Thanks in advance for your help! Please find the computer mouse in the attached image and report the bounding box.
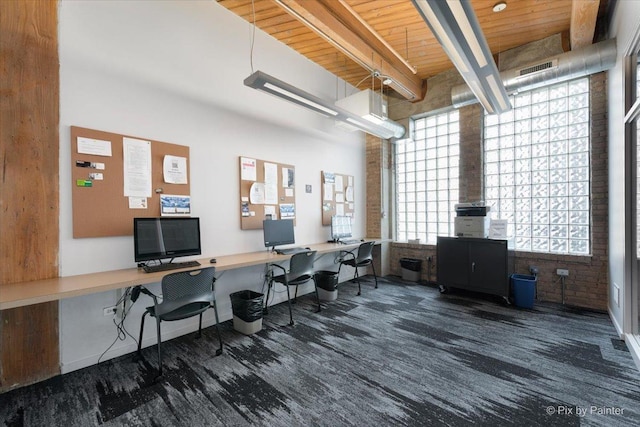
[210,258,217,264]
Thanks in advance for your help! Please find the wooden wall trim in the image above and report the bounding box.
[0,0,60,391]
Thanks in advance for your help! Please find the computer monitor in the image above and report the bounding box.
[331,215,353,242]
[133,217,201,262]
[263,219,295,250]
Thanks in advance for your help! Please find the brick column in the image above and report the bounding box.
[365,134,383,238]
[366,134,393,275]
[459,104,483,202]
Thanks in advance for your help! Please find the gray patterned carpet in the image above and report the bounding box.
[1,276,640,426]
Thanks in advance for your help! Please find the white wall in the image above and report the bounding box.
[58,0,366,373]
[608,1,640,335]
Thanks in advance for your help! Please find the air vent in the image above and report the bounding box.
[518,59,558,77]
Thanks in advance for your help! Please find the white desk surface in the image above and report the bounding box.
[0,240,379,310]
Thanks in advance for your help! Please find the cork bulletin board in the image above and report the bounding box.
[239,156,296,230]
[321,171,355,225]
[70,126,190,238]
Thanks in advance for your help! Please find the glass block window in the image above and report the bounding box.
[395,111,459,244]
[484,78,590,255]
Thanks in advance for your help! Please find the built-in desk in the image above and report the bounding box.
[0,240,381,310]
[0,239,388,391]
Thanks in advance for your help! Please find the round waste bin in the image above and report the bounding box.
[230,290,264,334]
[315,270,338,301]
[511,274,536,309]
[400,258,422,282]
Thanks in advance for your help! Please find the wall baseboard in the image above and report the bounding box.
[624,333,640,372]
[609,307,625,339]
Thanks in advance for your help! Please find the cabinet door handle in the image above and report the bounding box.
[471,261,475,272]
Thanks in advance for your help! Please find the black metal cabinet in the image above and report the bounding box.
[437,236,509,299]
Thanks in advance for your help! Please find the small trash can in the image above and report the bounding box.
[511,274,537,309]
[230,290,264,334]
[314,270,339,301]
[400,258,422,282]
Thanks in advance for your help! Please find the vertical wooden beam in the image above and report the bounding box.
[570,0,600,50]
[0,0,60,391]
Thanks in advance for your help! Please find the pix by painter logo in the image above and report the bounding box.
[546,405,625,417]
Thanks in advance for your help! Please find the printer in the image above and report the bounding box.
[454,202,491,238]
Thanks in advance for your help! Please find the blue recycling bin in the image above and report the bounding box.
[511,274,536,309]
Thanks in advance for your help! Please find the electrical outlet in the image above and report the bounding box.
[103,306,117,316]
[557,268,569,277]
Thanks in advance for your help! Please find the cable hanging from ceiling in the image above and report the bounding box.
[243,0,406,139]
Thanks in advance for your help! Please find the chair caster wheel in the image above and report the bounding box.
[289,321,295,326]
[438,285,448,294]
[216,349,223,356]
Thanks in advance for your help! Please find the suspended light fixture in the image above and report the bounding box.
[410,0,511,114]
[244,70,406,139]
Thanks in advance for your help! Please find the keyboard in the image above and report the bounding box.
[275,247,309,255]
[341,239,362,245]
[142,260,201,273]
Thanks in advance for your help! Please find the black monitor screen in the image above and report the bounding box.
[134,217,201,262]
[263,219,295,248]
[331,215,352,240]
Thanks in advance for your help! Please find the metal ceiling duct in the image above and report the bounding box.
[451,38,617,109]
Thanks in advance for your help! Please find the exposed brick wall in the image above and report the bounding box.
[386,72,609,311]
[390,243,438,284]
[459,104,483,202]
[365,134,382,238]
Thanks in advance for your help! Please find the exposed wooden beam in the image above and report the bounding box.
[0,0,60,391]
[272,0,423,101]
[570,0,600,50]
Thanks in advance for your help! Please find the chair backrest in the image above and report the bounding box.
[157,267,216,317]
[355,241,375,264]
[288,250,317,281]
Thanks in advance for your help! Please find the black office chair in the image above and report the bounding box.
[267,250,320,326]
[136,267,223,378]
[338,241,378,296]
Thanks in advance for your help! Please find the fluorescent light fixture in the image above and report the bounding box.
[244,71,405,139]
[411,0,511,114]
[264,82,339,117]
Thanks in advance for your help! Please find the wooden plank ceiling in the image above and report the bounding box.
[218,0,607,102]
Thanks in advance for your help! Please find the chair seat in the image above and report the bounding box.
[341,259,363,268]
[147,302,210,322]
[273,273,313,286]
